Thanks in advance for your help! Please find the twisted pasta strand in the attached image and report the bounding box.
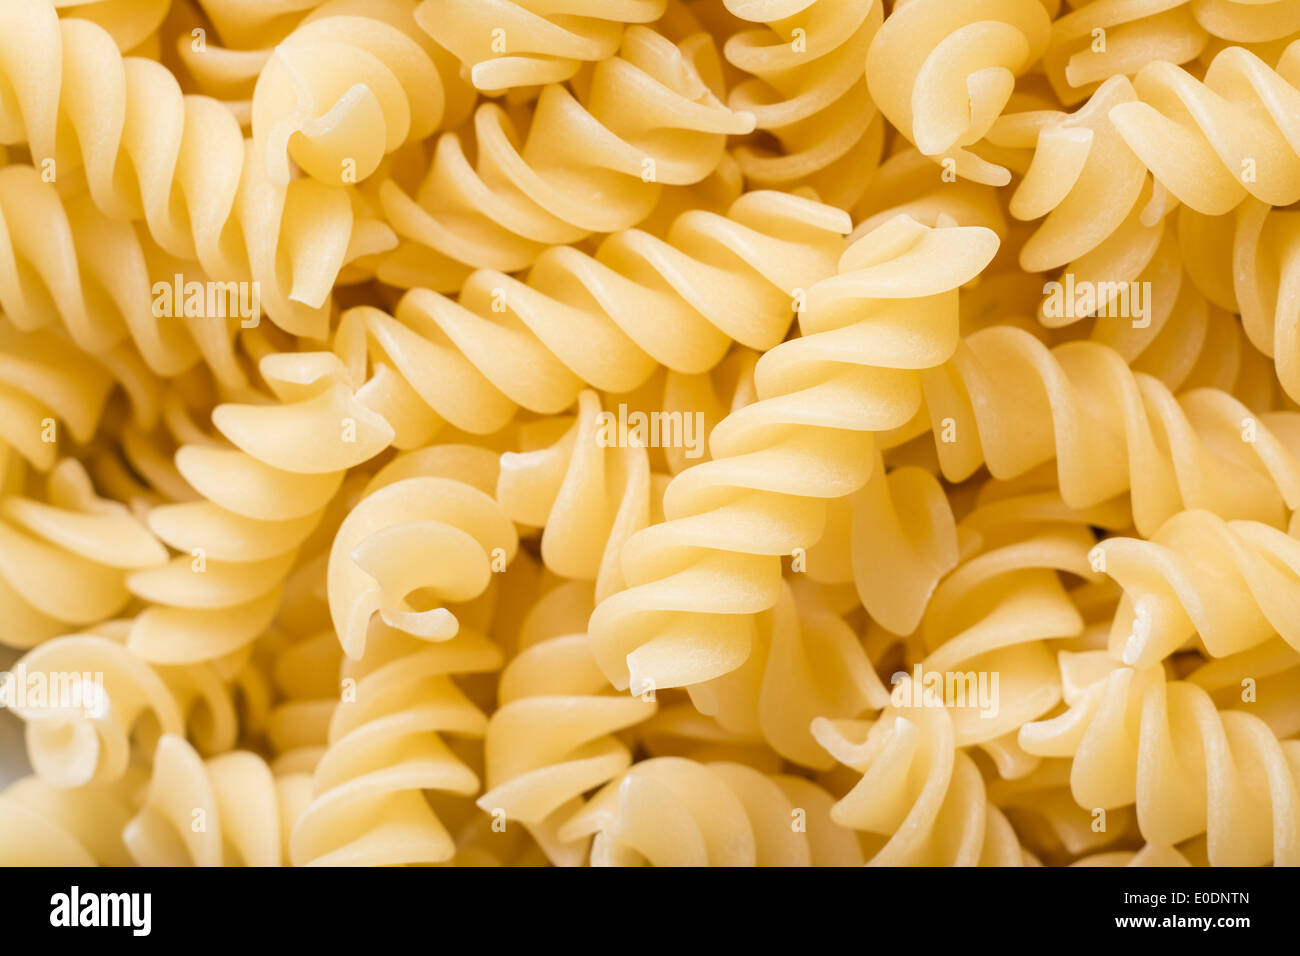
[325,445,518,659]
[376,26,756,287]
[920,325,1300,536]
[0,459,166,647]
[588,214,998,697]
[0,0,383,338]
[289,625,504,865]
[722,0,885,207]
[336,190,849,442]
[497,390,658,599]
[8,630,246,788]
[558,755,864,866]
[813,702,1035,866]
[867,0,1051,186]
[127,351,393,665]
[477,588,655,865]
[0,771,141,866]
[1005,43,1300,279]
[416,0,668,93]
[1097,508,1300,667]
[125,733,307,866]
[1020,651,1300,865]
[1043,0,1209,103]
[252,0,469,186]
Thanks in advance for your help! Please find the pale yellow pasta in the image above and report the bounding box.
[920,325,1300,535]
[418,0,668,93]
[1073,844,1194,866]
[125,733,308,866]
[589,215,998,696]
[0,0,391,339]
[1190,198,1300,401]
[172,0,330,105]
[3,0,1300,875]
[1020,650,1300,865]
[337,190,850,440]
[0,770,142,866]
[985,756,1139,861]
[635,698,788,771]
[867,0,1052,186]
[1187,639,1300,738]
[326,444,517,659]
[1043,0,1210,103]
[129,351,392,665]
[0,460,166,647]
[559,755,864,866]
[477,583,655,866]
[497,390,657,598]
[289,624,503,865]
[1097,508,1300,666]
[812,703,1035,866]
[375,26,756,288]
[8,630,245,788]
[0,167,251,392]
[722,0,886,207]
[1002,42,1300,283]
[251,0,468,186]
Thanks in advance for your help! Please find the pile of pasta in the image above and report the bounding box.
[2,0,1300,868]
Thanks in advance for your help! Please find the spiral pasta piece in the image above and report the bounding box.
[325,444,519,659]
[171,0,329,107]
[477,628,656,865]
[7,0,1300,876]
[588,214,999,697]
[1097,508,1300,667]
[376,26,757,288]
[1186,639,1300,739]
[556,755,863,866]
[0,165,255,395]
[289,624,505,866]
[1020,650,1300,865]
[263,614,344,775]
[122,733,308,866]
[252,0,469,186]
[866,0,1051,186]
[1006,42,1300,281]
[721,0,885,207]
[0,771,140,866]
[496,389,678,599]
[1,459,167,648]
[908,525,1104,748]
[1043,0,1209,104]
[8,630,247,788]
[812,702,1035,866]
[1204,198,1300,402]
[920,324,1300,537]
[0,0,378,338]
[416,0,668,93]
[127,351,393,665]
[336,190,849,443]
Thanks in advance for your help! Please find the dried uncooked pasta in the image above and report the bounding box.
[1,0,1299,871]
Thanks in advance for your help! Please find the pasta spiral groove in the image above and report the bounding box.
[721,0,885,207]
[558,755,864,866]
[376,25,756,287]
[588,215,998,696]
[1020,652,1300,866]
[127,351,394,665]
[920,325,1300,536]
[337,190,849,440]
